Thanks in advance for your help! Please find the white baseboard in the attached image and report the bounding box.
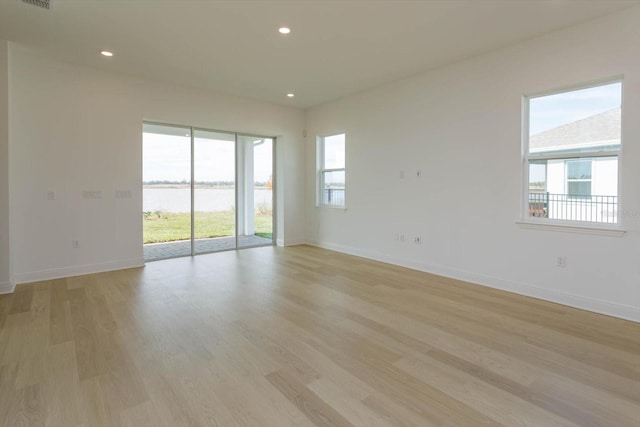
[307,239,640,323]
[0,281,14,294]
[277,237,307,247]
[283,237,307,247]
[13,258,145,285]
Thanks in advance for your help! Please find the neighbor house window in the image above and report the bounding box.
[566,159,592,199]
[318,133,346,208]
[524,80,621,224]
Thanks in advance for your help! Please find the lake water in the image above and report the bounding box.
[143,188,272,213]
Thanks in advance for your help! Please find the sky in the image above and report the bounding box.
[323,133,345,169]
[143,133,273,183]
[529,82,621,135]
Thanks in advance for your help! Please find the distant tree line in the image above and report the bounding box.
[144,179,271,187]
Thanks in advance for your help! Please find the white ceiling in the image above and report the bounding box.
[0,0,638,108]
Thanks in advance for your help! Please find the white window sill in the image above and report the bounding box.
[516,220,626,237]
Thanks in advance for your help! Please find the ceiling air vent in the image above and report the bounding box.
[22,0,50,10]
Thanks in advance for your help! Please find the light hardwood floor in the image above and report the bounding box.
[0,245,639,427]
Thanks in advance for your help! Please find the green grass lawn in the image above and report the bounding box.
[143,211,272,244]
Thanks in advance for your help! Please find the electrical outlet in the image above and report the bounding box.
[72,240,80,249]
[413,236,421,244]
[399,234,405,243]
[47,191,55,200]
[556,256,567,268]
[400,170,405,180]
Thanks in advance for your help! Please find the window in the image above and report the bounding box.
[524,81,621,224]
[566,159,592,199]
[318,133,346,207]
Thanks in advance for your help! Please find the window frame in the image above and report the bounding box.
[317,132,346,209]
[521,78,624,231]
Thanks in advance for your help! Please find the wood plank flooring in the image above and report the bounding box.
[0,245,639,427]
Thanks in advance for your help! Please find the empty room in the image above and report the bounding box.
[0,1,639,426]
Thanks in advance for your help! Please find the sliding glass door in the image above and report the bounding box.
[143,123,274,261]
[142,124,192,259]
[194,130,236,254]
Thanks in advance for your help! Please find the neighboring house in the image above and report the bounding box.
[529,108,620,223]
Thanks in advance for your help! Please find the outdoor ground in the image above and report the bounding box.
[143,211,272,244]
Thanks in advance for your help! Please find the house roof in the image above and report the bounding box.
[530,107,621,153]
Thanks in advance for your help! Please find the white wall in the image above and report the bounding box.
[593,158,618,196]
[8,44,305,285]
[305,7,640,321]
[0,41,9,292]
[547,160,565,194]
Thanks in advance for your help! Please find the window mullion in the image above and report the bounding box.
[527,151,619,161]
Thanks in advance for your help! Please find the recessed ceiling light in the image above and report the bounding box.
[278,27,291,35]
[287,93,295,98]
[100,50,114,57]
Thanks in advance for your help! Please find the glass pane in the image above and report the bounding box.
[568,181,591,198]
[194,130,236,254]
[238,136,273,248]
[323,134,345,169]
[142,123,192,261]
[529,82,621,156]
[530,156,617,223]
[321,170,345,207]
[528,160,547,218]
[528,159,547,192]
[567,160,592,179]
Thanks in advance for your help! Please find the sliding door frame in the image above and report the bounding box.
[190,128,195,255]
[143,121,276,257]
